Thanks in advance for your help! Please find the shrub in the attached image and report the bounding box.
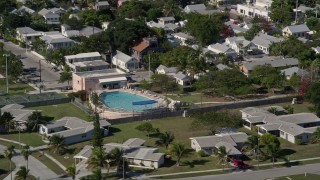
[295,139,303,145]
[197,150,207,157]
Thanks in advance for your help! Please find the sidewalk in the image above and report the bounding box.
[140,156,320,179]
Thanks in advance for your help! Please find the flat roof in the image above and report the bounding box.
[65,52,101,60]
[74,69,126,78]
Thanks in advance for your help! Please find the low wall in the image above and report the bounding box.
[31,51,45,59]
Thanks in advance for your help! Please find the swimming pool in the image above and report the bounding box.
[100,91,156,111]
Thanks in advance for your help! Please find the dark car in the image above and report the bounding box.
[233,159,249,169]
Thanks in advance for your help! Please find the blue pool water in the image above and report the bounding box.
[100,91,156,111]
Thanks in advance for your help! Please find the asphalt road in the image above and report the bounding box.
[1,40,67,89]
[176,163,320,180]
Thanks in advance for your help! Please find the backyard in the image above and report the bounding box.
[28,103,91,121]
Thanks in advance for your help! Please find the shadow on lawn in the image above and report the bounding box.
[278,149,296,157]
[0,169,8,175]
[183,159,210,168]
[108,127,121,136]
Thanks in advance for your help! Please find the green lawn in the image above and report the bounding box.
[0,158,15,180]
[272,173,320,180]
[32,152,66,175]
[28,103,91,121]
[0,81,35,95]
[0,132,45,147]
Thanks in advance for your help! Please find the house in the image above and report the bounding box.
[172,32,195,46]
[293,4,314,20]
[39,117,111,145]
[0,104,36,131]
[312,46,320,54]
[280,67,309,80]
[251,33,284,54]
[16,27,43,44]
[241,106,320,144]
[61,24,102,38]
[65,52,109,72]
[239,56,299,76]
[225,36,257,54]
[173,72,191,86]
[282,24,310,37]
[40,33,75,49]
[190,132,248,155]
[156,65,177,76]
[184,4,206,13]
[131,36,163,61]
[74,138,165,168]
[38,7,65,24]
[112,50,139,72]
[11,6,35,16]
[147,21,180,33]
[237,0,271,20]
[72,69,128,92]
[158,17,175,25]
[94,1,110,10]
[207,43,237,58]
[225,21,248,35]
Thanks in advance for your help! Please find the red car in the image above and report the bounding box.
[233,159,249,169]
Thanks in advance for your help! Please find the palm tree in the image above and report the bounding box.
[66,164,76,180]
[91,92,101,113]
[21,145,31,170]
[4,145,15,180]
[311,127,320,144]
[169,143,189,166]
[15,166,32,180]
[214,146,229,171]
[27,111,45,132]
[87,147,110,171]
[264,142,280,167]
[109,148,126,176]
[156,131,175,149]
[243,135,259,160]
[90,168,102,180]
[48,134,67,155]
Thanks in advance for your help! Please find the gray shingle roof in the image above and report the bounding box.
[208,43,233,53]
[241,56,299,71]
[277,113,320,124]
[251,33,283,48]
[281,67,309,77]
[174,72,189,80]
[113,50,135,63]
[286,24,310,33]
[190,132,248,148]
[16,27,38,34]
[123,138,145,147]
[184,4,206,12]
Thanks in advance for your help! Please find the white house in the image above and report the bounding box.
[282,24,310,37]
[65,52,109,72]
[237,0,271,20]
[172,32,195,46]
[156,65,177,76]
[94,1,110,10]
[240,106,320,144]
[39,117,111,145]
[112,50,139,72]
[74,138,165,169]
[38,7,65,24]
[173,72,191,86]
[158,17,175,25]
[190,132,248,155]
[40,32,75,49]
[16,27,43,44]
[11,6,35,16]
[225,36,257,54]
[251,33,283,54]
[207,43,237,58]
[184,4,206,13]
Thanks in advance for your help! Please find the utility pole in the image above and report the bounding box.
[122,157,125,179]
[295,0,299,24]
[3,54,9,94]
[148,54,151,79]
[39,59,42,94]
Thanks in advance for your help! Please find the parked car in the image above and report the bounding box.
[232,159,249,169]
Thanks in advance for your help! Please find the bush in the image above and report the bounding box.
[68,90,87,101]
[295,139,303,145]
[197,150,207,157]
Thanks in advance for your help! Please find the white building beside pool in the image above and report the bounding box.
[240,106,320,144]
[39,117,111,144]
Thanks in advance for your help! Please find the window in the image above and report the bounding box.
[82,134,87,138]
[77,80,80,84]
[280,131,284,135]
[240,9,244,14]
